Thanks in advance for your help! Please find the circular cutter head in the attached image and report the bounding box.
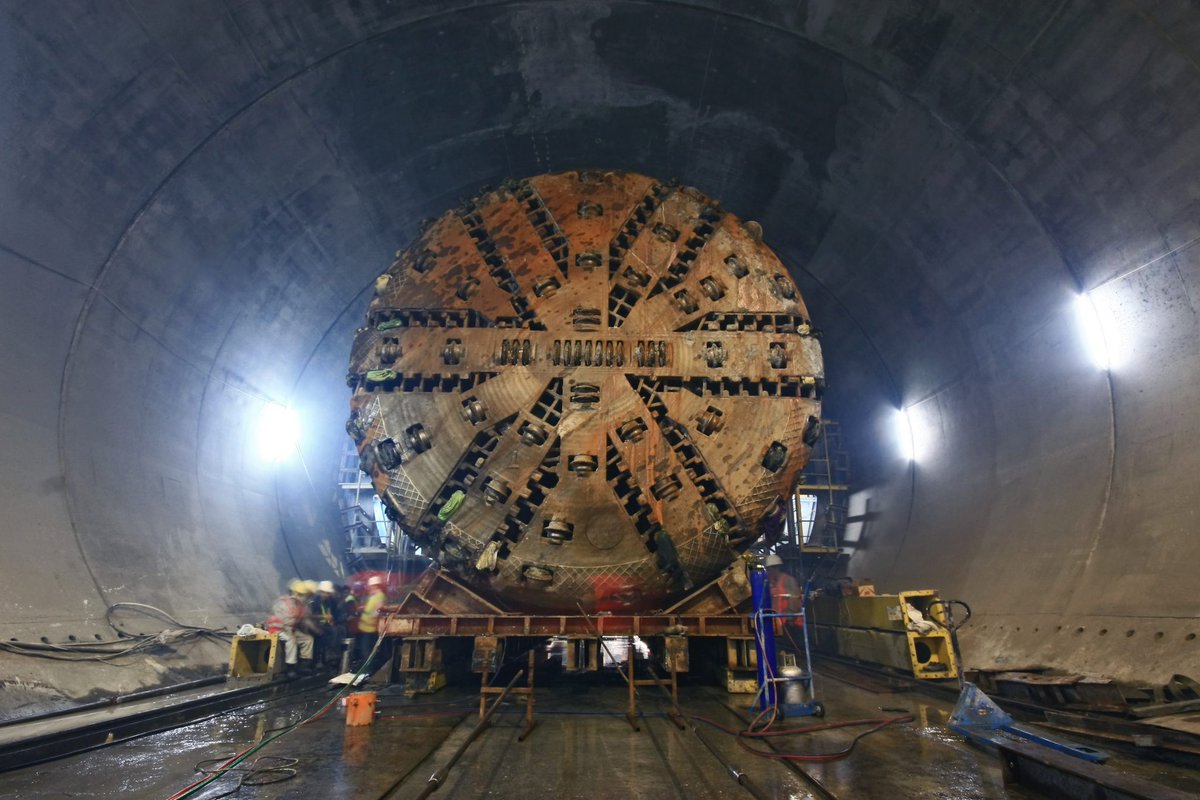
[346,170,824,613]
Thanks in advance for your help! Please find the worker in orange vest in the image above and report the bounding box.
[267,579,317,675]
[765,554,802,639]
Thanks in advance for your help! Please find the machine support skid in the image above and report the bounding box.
[373,568,761,700]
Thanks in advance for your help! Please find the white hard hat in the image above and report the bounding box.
[765,554,784,567]
[367,575,385,587]
[318,580,335,594]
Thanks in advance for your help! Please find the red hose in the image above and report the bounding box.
[687,713,915,763]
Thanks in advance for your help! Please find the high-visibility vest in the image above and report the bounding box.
[266,595,305,633]
[313,599,333,625]
[358,590,386,634]
[769,572,802,633]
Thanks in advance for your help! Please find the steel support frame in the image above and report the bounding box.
[997,738,1196,800]
[622,634,685,732]
[479,649,538,741]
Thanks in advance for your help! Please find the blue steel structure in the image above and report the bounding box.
[750,567,823,717]
[949,682,1109,763]
[750,567,778,710]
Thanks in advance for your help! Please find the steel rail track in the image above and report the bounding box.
[0,675,329,773]
[701,688,840,800]
[633,653,829,800]
[371,681,808,800]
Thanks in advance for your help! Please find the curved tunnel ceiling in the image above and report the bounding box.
[1,1,1198,709]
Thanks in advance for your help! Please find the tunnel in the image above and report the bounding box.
[1,0,1197,726]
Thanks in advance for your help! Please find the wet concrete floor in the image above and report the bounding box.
[1,670,1197,799]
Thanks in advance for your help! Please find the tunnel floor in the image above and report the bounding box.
[2,671,1198,799]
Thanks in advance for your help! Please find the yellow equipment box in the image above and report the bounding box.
[809,589,958,680]
[228,633,280,680]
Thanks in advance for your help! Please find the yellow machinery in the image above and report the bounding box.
[723,636,759,693]
[808,589,958,680]
[400,636,447,692]
[228,633,281,680]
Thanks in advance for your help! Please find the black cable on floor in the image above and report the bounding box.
[193,755,299,799]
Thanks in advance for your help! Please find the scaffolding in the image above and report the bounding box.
[792,420,850,557]
[338,440,413,573]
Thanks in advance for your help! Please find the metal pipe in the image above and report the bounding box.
[574,602,633,687]
[414,668,525,799]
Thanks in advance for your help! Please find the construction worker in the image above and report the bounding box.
[267,579,317,675]
[311,580,345,667]
[343,582,360,635]
[355,575,388,668]
[765,554,803,638]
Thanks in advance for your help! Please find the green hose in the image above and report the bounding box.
[365,369,397,384]
[438,490,465,522]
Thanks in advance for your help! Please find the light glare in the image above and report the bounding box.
[895,407,917,463]
[258,402,299,462]
[1075,292,1113,370]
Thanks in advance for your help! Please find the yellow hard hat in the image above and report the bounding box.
[287,578,305,594]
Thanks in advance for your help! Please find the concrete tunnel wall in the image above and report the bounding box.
[0,1,1197,716]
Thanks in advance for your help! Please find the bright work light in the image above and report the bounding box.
[895,406,917,463]
[1075,292,1115,370]
[258,402,299,462]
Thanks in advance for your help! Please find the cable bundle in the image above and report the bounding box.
[0,603,231,663]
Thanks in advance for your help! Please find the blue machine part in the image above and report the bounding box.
[949,682,1109,763]
[949,682,1014,730]
[750,567,778,711]
[750,569,824,717]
